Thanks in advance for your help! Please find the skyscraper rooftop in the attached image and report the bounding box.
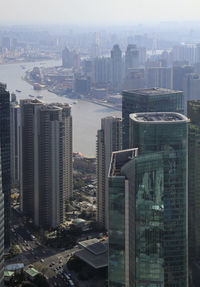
[123,87,182,96]
[130,112,189,123]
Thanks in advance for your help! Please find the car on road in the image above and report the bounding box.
[40,258,44,262]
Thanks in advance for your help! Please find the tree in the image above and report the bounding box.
[33,274,49,287]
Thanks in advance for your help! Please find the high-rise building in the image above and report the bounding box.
[184,74,200,113]
[172,64,194,91]
[96,116,122,229]
[125,44,139,76]
[0,83,10,248]
[172,44,196,65]
[111,44,122,91]
[62,47,73,68]
[20,99,72,228]
[10,96,20,186]
[123,68,145,90]
[94,57,111,88]
[145,67,172,89]
[0,154,4,287]
[138,47,147,65]
[188,100,200,262]
[122,88,184,149]
[1,37,11,50]
[109,112,189,287]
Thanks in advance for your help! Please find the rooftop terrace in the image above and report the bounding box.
[109,148,138,177]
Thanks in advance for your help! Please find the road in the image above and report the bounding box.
[8,207,77,286]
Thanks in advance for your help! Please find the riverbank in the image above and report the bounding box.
[24,70,121,111]
[0,59,121,156]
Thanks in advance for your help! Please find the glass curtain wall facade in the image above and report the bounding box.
[129,112,189,287]
[108,112,189,287]
[188,100,200,261]
[109,149,138,287]
[0,155,4,287]
[122,88,184,149]
[109,150,164,287]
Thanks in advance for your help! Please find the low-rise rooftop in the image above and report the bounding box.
[75,238,108,269]
[25,268,40,278]
[5,263,24,271]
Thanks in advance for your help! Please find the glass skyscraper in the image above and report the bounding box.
[122,88,184,149]
[0,83,10,248]
[108,112,189,287]
[188,100,200,261]
[0,154,4,287]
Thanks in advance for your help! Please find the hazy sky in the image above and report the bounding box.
[1,0,200,25]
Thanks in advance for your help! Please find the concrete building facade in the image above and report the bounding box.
[96,116,122,229]
[20,99,72,228]
[0,83,10,248]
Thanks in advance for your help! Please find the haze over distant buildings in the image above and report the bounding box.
[0,0,200,25]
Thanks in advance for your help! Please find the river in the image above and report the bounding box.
[0,59,121,157]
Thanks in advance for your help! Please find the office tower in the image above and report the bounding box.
[123,68,145,90]
[111,44,122,91]
[0,83,10,248]
[0,155,4,287]
[184,74,200,113]
[96,117,122,229]
[145,67,172,89]
[172,44,196,65]
[138,47,147,65]
[1,37,11,50]
[74,76,91,96]
[20,99,72,228]
[122,88,184,149]
[62,47,73,68]
[172,65,194,91]
[83,59,94,83]
[10,96,20,186]
[109,112,189,287]
[195,43,200,64]
[125,44,139,76]
[72,50,80,71]
[94,57,111,88]
[188,100,200,262]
